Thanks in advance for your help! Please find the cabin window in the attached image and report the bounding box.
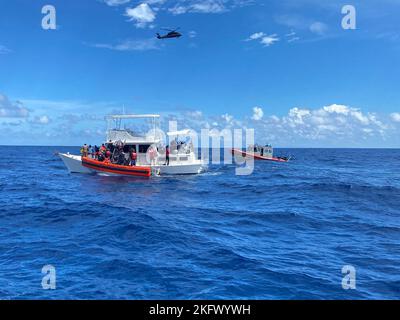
[139,144,150,153]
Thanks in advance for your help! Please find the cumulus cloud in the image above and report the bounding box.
[261,104,389,145]
[222,113,234,124]
[390,112,400,122]
[251,107,263,121]
[125,3,156,28]
[180,104,393,147]
[0,94,29,118]
[31,115,50,125]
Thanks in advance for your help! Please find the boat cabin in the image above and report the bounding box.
[247,144,273,159]
[105,114,161,165]
[104,115,199,166]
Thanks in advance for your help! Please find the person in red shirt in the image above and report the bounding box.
[130,148,137,166]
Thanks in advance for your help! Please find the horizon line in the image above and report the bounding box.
[1,145,400,149]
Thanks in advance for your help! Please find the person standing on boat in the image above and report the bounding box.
[130,148,137,166]
[81,144,88,158]
[94,145,99,159]
[88,145,94,158]
[149,146,158,166]
[165,145,170,166]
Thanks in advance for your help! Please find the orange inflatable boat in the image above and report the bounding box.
[82,157,151,177]
[232,148,289,162]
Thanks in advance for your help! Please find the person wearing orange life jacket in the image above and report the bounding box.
[103,152,111,164]
[130,148,137,166]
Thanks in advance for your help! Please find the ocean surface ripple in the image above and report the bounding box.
[0,147,399,299]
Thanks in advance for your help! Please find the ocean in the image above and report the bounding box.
[0,146,399,299]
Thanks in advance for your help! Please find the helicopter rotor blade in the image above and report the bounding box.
[161,27,180,32]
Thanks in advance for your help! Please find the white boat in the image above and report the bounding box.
[58,114,207,175]
[58,152,92,173]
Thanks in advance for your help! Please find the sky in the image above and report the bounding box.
[0,0,400,147]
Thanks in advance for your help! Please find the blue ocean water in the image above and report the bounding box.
[0,146,399,299]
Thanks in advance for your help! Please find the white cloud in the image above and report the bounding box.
[168,103,396,147]
[251,107,264,121]
[103,0,130,6]
[310,22,328,35]
[260,34,279,47]
[92,38,159,51]
[169,0,248,15]
[32,115,50,125]
[186,110,203,119]
[145,0,166,5]
[169,5,188,15]
[0,94,29,118]
[323,104,350,115]
[273,104,388,143]
[391,112,400,122]
[222,113,234,124]
[245,32,266,41]
[246,32,280,47]
[125,3,156,28]
[191,0,225,13]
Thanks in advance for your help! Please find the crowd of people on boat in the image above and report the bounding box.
[80,141,171,167]
[80,142,138,166]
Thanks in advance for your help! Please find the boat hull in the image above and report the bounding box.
[58,153,93,173]
[232,148,289,162]
[82,157,151,177]
[155,162,206,175]
[59,153,206,175]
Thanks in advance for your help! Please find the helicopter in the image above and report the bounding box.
[156,28,182,39]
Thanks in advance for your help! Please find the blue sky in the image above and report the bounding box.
[1,0,400,146]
